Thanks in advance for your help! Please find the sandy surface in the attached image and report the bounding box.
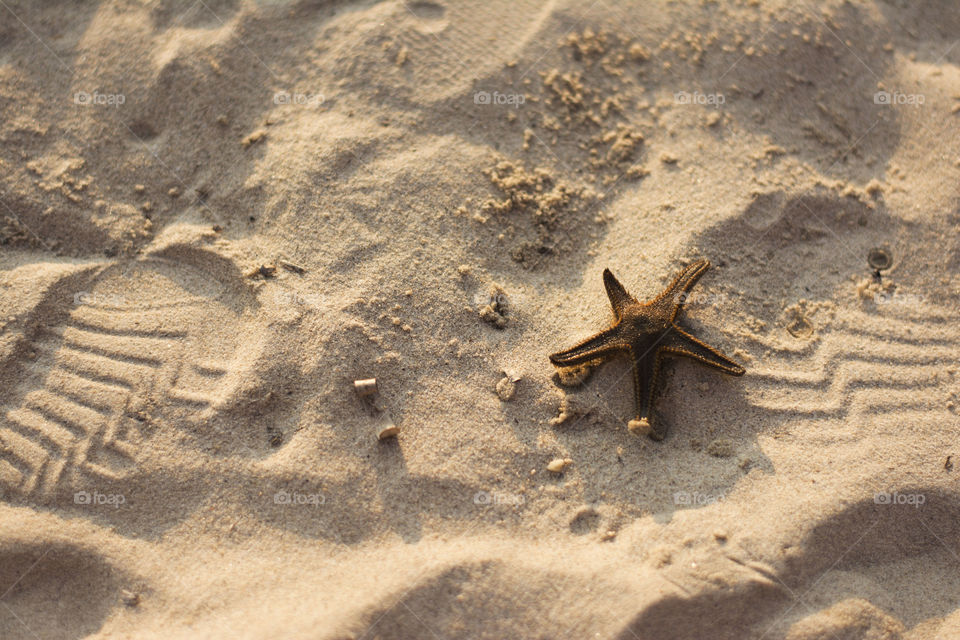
[1,1,959,638]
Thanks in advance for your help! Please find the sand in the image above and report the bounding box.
[1,0,959,638]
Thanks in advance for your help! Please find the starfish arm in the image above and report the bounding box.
[629,346,661,422]
[626,343,668,440]
[549,325,625,367]
[651,259,710,319]
[602,268,637,320]
[662,327,745,376]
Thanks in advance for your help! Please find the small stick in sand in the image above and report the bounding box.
[279,260,306,275]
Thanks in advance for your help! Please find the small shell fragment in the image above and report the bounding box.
[354,378,379,397]
[378,424,400,440]
[547,458,572,473]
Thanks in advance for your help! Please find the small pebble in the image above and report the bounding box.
[496,375,517,401]
[628,43,650,61]
[241,129,267,148]
[550,395,585,426]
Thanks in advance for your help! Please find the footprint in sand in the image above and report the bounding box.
[0,229,262,503]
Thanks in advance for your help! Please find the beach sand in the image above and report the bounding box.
[1,1,959,638]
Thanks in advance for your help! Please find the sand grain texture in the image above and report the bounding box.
[1,1,959,638]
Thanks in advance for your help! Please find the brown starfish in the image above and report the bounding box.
[549,259,744,440]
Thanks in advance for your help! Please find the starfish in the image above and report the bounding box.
[549,259,744,440]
